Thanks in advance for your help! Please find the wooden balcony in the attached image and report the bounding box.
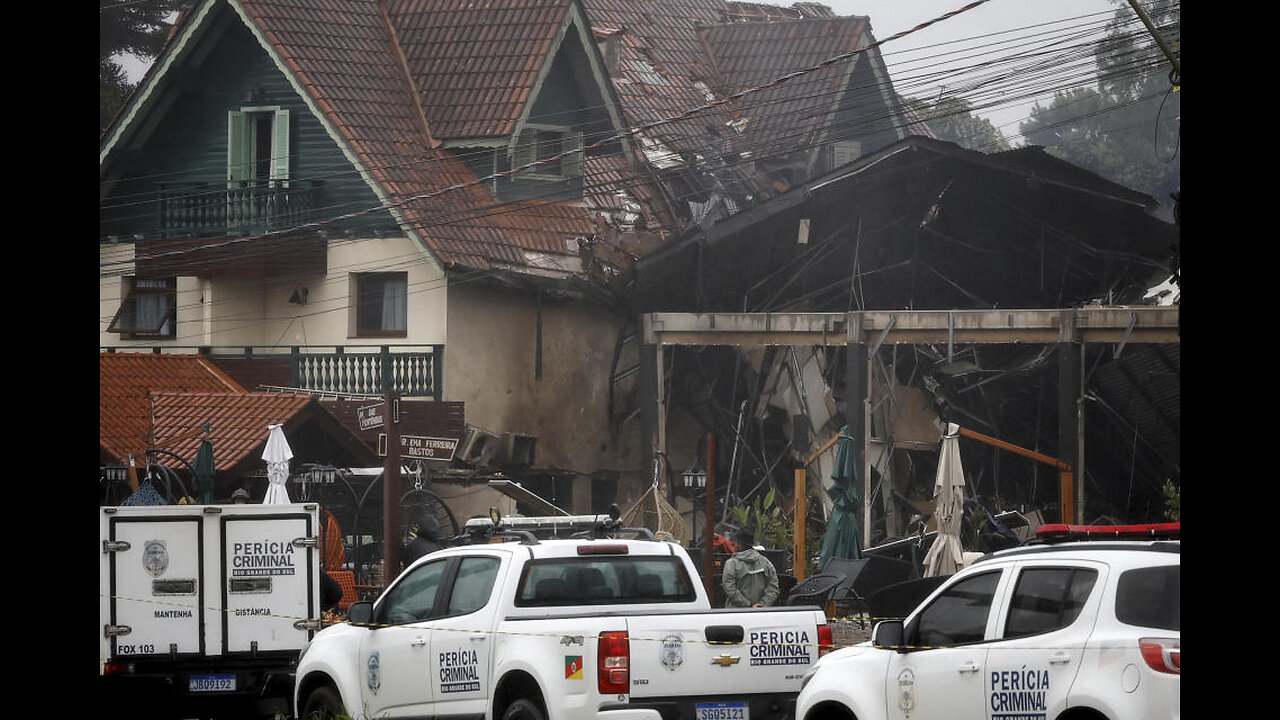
[134,181,326,278]
[157,179,325,237]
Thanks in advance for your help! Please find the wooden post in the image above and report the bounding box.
[793,468,806,583]
[706,430,716,599]
[704,434,717,600]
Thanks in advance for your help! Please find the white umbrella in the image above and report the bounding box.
[262,424,293,504]
[922,423,966,577]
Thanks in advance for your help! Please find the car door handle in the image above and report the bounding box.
[1049,652,1071,664]
[470,635,487,643]
[959,662,980,674]
[410,636,427,647]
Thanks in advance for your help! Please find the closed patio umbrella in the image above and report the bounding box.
[922,424,966,577]
[817,426,862,572]
[192,439,215,505]
[262,424,293,504]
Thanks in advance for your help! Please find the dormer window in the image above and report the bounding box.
[511,125,584,180]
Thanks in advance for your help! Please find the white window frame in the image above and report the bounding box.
[228,106,290,187]
[829,140,862,170]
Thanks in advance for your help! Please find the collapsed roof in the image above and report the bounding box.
[627,135,1179,532]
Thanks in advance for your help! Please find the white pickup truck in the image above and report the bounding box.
[100,503,324,719]
[294,510,833,720]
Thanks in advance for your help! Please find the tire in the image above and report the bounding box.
[300,685,346,720]
[502,698,547,720]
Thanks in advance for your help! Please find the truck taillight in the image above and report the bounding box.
[103,660,131,675]
[1139,637,1180,674]
[598,631,630,695]
[817,624,835,657]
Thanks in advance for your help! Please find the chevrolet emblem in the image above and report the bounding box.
[711,655,741,667]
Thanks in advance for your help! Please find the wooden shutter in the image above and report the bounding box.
[227,111,248,185]
[271,109,291,185]
[563,131,584,177]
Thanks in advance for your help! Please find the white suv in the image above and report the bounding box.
[794,524,1180,720]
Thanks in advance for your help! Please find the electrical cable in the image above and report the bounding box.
[100,2,1177,330]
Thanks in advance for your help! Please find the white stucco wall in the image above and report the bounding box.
[99,236,448,350]
[444,281,647,483]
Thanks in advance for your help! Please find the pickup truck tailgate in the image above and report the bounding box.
[624,608,823,698]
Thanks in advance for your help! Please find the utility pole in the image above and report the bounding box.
[382,389,402,589]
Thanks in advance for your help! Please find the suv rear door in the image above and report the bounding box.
[985,559,1106,719]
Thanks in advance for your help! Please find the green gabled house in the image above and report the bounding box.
[99,0,921,519]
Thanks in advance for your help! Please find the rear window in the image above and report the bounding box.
[515,556,697,606]
[1115,565,1179,631]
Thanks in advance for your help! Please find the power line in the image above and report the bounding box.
[99,0,1175,299]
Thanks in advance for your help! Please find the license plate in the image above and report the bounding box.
[696,701,749,720]
[189,674,236,692]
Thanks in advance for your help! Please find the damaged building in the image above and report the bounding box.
[625,135,1179,550]
[99,0,1178,566]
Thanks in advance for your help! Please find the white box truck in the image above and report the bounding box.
[100,503,323,719]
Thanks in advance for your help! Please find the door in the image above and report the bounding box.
[222,511,316,653]
[984,563,1103,719]
[108,515,204,659]
[360,558,450,717]
[885,569,1006,720]
[428,555,504,718]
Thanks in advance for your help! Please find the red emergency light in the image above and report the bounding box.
[1035,522,1180,542]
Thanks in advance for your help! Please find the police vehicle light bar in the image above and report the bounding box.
[1036,522,1180,542]
[464,513,623,532]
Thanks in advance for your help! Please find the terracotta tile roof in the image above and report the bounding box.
[101,353,373,475]
[581,0,731,161]
[724,1,835,21]
[220,1,888,272]
[150,392,316,472]
[697,15,870,159]
[239,0,592,271]
[385,0,572,140]
[99,353,246,463]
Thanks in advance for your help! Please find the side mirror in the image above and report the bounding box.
[872,620,905,652]
[347,601,374,626]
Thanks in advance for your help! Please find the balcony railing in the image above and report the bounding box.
[157,180,324,236]
[290,346,440,399]
[99,345,442,400]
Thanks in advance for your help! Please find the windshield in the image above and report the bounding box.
[515,556,697,606]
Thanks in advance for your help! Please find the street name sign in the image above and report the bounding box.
[357,403,385,430]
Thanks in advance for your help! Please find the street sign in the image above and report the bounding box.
[358,403,385,430]
[399,435,458,461]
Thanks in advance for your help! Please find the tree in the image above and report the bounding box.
[904,95,1011,152]
[100,0,188,133]
[1019,0,1180,208]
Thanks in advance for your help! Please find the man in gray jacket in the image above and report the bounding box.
[721,527,780,607]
